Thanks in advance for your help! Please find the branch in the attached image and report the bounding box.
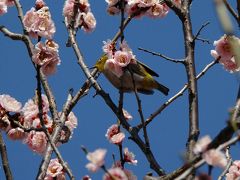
[0,132,13,180]
[0,26,23,40]
[138,47,185,64]
[222,0,239,23]
[193,21,210,42]
[137,59,219,129]
[217,147,232,180]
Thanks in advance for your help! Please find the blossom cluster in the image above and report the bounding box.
[211,35,240,73]
[102,40,136,77]
[226,160,240,180]
[32,40,61,76]
[0,0,14,16]
[193,136,227,168]
[105,0,181,18]
[45,158,66,180]
[0,94,78,154]
[63,0,96,32]
[23,0,56,39]
[85,148,137,180]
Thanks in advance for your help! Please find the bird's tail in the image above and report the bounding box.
[155,82,169,96]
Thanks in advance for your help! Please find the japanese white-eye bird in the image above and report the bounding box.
[95,54,169,95]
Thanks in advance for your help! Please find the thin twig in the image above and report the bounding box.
[217,147,232,180]
[36,66,74,179]
[0,132,13,180]
[193,21,210,42]
[195,37,211,44]
[138,47,185,64]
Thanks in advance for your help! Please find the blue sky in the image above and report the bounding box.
[0,0,239,179]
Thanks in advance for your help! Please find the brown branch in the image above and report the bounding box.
[193,21,210,42]
[137,59,219,129]
[0,132,13,180]
[138,47,185,64]
[222,0,239,23]
[217,147,232,180]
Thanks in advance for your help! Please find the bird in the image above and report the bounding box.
[95,54,169,95]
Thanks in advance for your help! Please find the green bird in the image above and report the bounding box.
[95,54,169,95]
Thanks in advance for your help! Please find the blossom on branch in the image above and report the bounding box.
[123,148,137,165]
[24,130,47,154]
[32,40,61,76]
[103,167,128,180]
[226,160,240,180]
[23,1,56,39]
[45,158,66,180]
[211,35,240,73]
[105,124,125,145]
[63,0,96,32]
[0,94,22,113]
[0,0,15,15]
[86,148,107,172]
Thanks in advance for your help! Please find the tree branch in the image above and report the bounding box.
[0,132,13,180]
[138,47,185,64]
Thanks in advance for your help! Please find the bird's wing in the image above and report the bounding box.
[136,61,159,77]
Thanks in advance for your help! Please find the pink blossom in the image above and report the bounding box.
[123,148,137,165]
[102,39,115,56]
[138,0,157,8]
[147,3,168,18]
[211,35,240,73]
[63,0,74,24]
[103,167,128,180]
[122,109,133,120]
[110,132,125,144]
[104,58,123,77]
[107,6,120,15]
[114,50,132,67]
[45,158,65,179]
[23,6,56,39]
[32,40,60,76]
[65,111,78,131]
[35,0,46,10]
[105,0,119,6]
[86,148,107,172]
[7,127,26,140]
[81,12,96,32]
[193,135,211,154]
[0,0,7,15]
[79,0,90,12]
[123,169,137,180]
[82,175,92,180]
[105,124,125,144]
[226,160,240,180]
[24,130,47,154]
[214,35,233,60]
[5,0,14,7]
[0,94,22,112]
[203,149,227,168]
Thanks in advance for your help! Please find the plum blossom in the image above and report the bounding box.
[82,175,92,180]
[44,158,65,180]
[103,167,128,180]
[24,130,47,154]
[114,50,132,67]
[0,94,22,113]
[65,111,78,131]
[226,160,240,180]
[32,40,61,76]
[193,135,211,154]
[203,149,227,168]
[123,169,137,180]
[102,39,115,56]
[23,3,56,39]
[105,124,125,145]
[104,58,124,77]
[63,0,96,32]
[122,109,133,120]
[7,127,26,140]
[0,0,7,15]
[211,35,240,73]
[81,12,96,32]
[86,148,107,172]
[123,148,137,165]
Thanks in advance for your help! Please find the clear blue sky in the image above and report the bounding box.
[0,0,239,179]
